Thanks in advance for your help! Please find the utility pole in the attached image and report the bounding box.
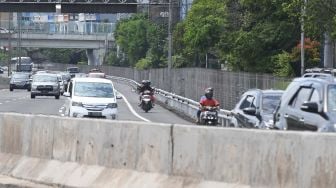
[18,12,22,71]
[167,0,172,91]
[7,13,12,76]
[300,0,307,76]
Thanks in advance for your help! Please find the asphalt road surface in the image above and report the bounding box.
[0,82,193,125]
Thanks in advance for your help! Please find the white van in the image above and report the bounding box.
[64,77,118,119]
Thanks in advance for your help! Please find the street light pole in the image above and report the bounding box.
[167,0,172,91]
[300,0,307,76]
[18,12,22,71]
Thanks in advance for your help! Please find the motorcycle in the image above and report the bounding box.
[140,90,154,113]
[200,106,218,125]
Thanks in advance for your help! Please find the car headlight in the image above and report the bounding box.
[107,103,118,108]
[72,101,83,107]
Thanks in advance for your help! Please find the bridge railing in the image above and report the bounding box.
[107,75,233,127]
[0,20,115,35]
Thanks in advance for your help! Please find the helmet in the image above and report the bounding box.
[206,87,214,93]
[205,88,213,99]
[143,80,151,87]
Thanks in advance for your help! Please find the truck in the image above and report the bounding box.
[11,57,34,73]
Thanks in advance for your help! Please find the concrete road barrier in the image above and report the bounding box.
[1,113,336,187]
[0,77,9,89]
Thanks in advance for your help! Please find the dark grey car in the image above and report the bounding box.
[230,89,283,129]
[9,72,31,91]
[274,77,336,132]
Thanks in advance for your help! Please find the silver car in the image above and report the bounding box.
[31,73,61,99]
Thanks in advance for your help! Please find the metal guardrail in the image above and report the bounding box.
[0,20,115,35]
[107,75,233,127]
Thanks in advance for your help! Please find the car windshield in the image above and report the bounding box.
[327,85,336,112]
[33,75,57,82]
[74,82,114,98]
[262,94,282,114]
[12,74,29,79]
[67,68,79,73]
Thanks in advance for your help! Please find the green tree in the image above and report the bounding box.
[218,0,301,73]
[0,51,8,65]
[180,0,227,67]
[115,14,166,68]
[39,49,87,64]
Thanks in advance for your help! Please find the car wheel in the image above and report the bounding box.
[55,95,60,99]
[10,88,13,91]
[27,88,31,92]
[31,94,35,99]
[230,117,239,128]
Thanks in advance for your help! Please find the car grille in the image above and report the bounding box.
[83,104,107,111]
[37,85,53,91]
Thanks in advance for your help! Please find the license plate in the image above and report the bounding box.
[88,112,102,117]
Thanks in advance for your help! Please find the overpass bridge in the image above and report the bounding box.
[0,21,115,65]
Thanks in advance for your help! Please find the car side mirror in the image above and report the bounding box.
[243,107,257,116]
[115,91,122,99]
[301,101,319,113]
[63,92,71,97]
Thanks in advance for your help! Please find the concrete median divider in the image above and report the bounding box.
[1,113,336,187]
[0,77,9,89]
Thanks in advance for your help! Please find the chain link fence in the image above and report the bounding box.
[47,63,292,110]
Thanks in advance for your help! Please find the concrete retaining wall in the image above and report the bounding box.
[0,113,336,187]
[0,77,9,89]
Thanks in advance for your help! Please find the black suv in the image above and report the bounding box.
[230,89,283,129]
[274,77,336,132]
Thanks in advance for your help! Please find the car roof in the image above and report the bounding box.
[34,73,57,77]
[291,76,335,86]
[302,72,334,81]
[72,77,112,84]
[245,88,284,94]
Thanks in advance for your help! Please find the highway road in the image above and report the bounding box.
[0,82,193,125]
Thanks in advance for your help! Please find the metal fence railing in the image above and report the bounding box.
[0,20,115,35]
[107,75,233,127]
[47,63,292,110]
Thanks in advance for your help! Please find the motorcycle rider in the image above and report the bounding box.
[196,87,219,123]
[137,80,155,106]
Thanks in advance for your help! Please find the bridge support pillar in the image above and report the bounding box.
[86,48,106,66]
[86,49,96,66]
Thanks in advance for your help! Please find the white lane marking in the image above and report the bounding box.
[5,101,10,103]
[118,92,151,122]
[0,103,2,105]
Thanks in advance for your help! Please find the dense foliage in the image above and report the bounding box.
[112,0,336,75]
[39,49,87,64]
[113,14,166,69]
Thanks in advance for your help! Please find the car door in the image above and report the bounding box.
[285,86,312,130]
[301,85,323,131]
[64,80,74,116]
[235,93,258,128]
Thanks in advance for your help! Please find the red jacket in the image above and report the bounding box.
[200,98,220,107]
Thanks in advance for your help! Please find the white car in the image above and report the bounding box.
[64,77,118,120]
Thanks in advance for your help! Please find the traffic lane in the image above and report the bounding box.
[112,97,140,121]
[0,89,30,104]
[0,90,65,115]
[113,82,193,125]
